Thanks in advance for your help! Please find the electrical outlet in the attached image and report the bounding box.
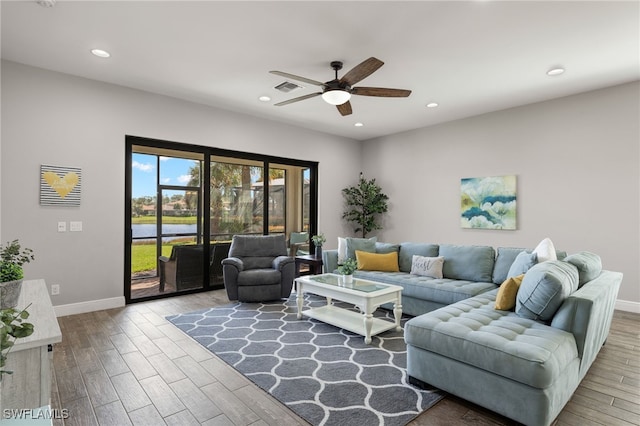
[51,284,60,295]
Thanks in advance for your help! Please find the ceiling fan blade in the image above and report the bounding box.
[340,57,384,87]
[336,101,352,116]
[269,71,326,87]
[274,92,322,106]
[351,87,412,97]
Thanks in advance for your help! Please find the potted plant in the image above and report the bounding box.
[342,173,389,238]
[337,258,358,284]
[0,240,35,309]
[0,305,34,379]
[311,233,326,258]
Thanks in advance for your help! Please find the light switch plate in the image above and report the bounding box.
[57,222,66,232]
[70,221,83,232]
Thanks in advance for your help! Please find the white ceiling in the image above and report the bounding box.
[2,1,639,141]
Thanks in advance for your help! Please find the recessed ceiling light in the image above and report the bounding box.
[258,96,271,102]
[354,122,364,127]
[547,67,565,76]
[91,49,111,58]
[426,102,439,108]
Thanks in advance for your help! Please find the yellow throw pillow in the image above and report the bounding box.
[355,250,400,272]
[495,274,525,311]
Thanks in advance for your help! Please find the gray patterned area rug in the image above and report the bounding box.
[167,294,443,426]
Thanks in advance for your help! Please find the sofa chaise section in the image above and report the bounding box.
[404,269,623,426]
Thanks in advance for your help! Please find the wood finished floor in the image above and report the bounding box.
[52,289,640,426]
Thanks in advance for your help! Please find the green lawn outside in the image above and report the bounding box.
[131,243,173,273]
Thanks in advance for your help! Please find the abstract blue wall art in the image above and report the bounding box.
[461,175,516,230]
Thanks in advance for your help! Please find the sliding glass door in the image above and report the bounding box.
[125,136,318,303]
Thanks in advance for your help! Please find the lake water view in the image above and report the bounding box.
[132,223,197,239]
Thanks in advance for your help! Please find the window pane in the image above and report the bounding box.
[160,156,200,187]
[210,158,263,240]
[268,168,286,234]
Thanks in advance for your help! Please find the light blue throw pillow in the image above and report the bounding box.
[507,251,538,280]
[492,247,527,284]
[516,260,579,322]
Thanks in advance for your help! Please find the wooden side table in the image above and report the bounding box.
[295,254,323,277]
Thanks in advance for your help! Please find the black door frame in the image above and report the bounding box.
[125,135,319,304]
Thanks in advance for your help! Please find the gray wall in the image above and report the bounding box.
[361,81,639,307]
[2,60,638,310]
[0,60,360,307]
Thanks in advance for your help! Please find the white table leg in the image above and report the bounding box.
[364,313,373,344]
[296,282,304,319]
[393,293,403,332]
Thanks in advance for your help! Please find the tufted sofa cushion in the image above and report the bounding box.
[353,270,496,306]
[404,290,579,388]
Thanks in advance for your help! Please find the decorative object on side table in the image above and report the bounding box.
[311,233,326,258]
[0,305,34,379]
[338,258,358,284]
[0,240,35,309]
[342,172,389,237]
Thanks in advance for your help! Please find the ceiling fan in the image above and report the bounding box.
[270,57,411,116]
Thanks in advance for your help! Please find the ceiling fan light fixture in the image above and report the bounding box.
[322,89,351,106]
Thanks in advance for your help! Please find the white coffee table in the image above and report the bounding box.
[295,273,403,344]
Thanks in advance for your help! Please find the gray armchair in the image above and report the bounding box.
[222,234,295,302]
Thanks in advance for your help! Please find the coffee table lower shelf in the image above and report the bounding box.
[301,305,398,339]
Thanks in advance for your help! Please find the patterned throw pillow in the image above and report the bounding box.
[410,255,444,279]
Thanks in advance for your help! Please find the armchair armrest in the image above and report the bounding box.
[159,256,170,263]
[222,256,244,271]
[273,255,295,271]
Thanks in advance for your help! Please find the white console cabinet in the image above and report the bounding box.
[1,279,62,415]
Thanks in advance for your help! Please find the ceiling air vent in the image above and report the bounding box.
[275,81,304,93]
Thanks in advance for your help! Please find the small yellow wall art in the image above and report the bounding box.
[40,165,81,206]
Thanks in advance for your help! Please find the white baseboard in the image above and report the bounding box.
[54,296,126,317]
[615,299,640,314]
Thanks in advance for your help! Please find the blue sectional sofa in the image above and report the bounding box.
[322,240,623,426]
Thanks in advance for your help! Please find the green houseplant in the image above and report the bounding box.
[342,173,389,238]
[311,233,326,258]
[0,305,34,378]
[0,240,35,309]
[337,258,358,283]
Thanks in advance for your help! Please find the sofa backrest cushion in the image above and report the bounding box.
[229,234,287,258]
[398,243,439,273]
[516,260,579,322]
[345,237,377,260]
[439,244,495,282]
[492,247,526,284]
[563,251,602,287]
[375,242,400,254]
